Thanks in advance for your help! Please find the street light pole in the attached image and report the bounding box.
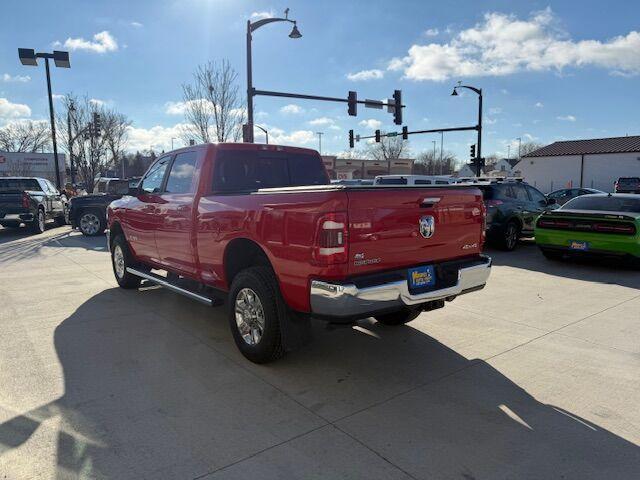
[439,130,444,174]
[317,132,324,155]
[18,48,70,188]
[254,124,269,144]
[245,10,301,143]
[452,83,483,176]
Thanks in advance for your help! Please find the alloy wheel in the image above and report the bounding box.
[234,288,266,346]
[80,213,100,235]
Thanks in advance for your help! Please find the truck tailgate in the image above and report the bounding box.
[0,193,26,216]
[346,187,484,275]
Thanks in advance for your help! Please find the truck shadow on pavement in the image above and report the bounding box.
[0,226,107,264]
[486,241,640,290]
[0,287,638,478]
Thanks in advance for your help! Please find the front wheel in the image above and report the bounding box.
[228,266,285,364]
[79,210,105,236]
[111,234,141,289]
[374,308,422,326]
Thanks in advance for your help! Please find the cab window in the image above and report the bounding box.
[165,151,197,194]
[141,157,171,193]
[525,185,547,205]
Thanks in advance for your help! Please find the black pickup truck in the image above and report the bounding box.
[0,177,68,233]
[69,178,131,236]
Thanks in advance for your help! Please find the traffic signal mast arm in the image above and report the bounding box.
[352,125,478,143]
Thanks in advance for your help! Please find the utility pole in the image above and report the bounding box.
[432,140,436,174]
[67,100,75,184]
[517,137,522,159]
[439,130,444,174]
[316,132,324,155]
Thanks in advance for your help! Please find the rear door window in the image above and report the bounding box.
[165,151,198,194]
[512,184,530,202]
[0,178,42,192]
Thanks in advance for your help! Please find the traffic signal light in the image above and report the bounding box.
[392,90,402,125]
[470,144,476,159]
[375,130,381,143]
[348,129,354,148]
[348,91,357,117]
[402,126,408,140]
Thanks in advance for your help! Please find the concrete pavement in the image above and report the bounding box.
[0,225,638,479]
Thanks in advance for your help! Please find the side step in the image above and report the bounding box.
[126,267,223,306]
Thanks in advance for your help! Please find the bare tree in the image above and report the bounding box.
[519,141,544,157]
[180,60,245,144]
[56,94,130,192]
[0,120,51,152]
[414,150,458,175]
[363,135,409,161]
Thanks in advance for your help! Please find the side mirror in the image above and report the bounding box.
[546,197,557,206]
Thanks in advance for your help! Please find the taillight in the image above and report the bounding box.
[593,223,636,234]
[313,212,348,265]
[22,192,30,209]
[538,219,571,229]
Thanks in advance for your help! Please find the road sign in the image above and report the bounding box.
[387,132,398,137]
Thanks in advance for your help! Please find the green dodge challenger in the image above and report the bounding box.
[535,194,640,263]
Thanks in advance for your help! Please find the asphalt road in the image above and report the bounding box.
[0,225,638,479]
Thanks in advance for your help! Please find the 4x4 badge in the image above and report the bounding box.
[419,216,435,239]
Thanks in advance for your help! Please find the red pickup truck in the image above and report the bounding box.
[107,143,491,363]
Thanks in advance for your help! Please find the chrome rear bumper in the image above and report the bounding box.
[310,255,491,318]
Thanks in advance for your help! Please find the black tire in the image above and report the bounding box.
[374,308,422,326]
[540,248,564,261]
[497,220,520,251]
[78,209,105,236]
[228,266,285,364]
[111,234,141,289]
[29,208,46,234]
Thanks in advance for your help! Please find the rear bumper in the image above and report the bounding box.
[0,213,34,222]
[310,255,491,318]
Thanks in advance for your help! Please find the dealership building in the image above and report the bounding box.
[514,136,640,193]
[321,155,414,180]
[0,151,67,184]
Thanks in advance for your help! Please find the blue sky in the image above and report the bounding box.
[1,0,639,163]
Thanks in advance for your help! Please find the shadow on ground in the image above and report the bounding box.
[0,288,638,479]
[0,226,107,264]
[486,240,640,289]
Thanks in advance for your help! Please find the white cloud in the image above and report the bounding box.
[0,98,31,119]
[89,98,107,107]
[485,117,497,125]
[52,94,65,101]
[58,31,118,53]
[346,69,384,81]
[126,123,187,152]
[535,102,544,108]
[308,117,334,126]
[280,104,303,115]
[250,11,274,20]
[165,100,189,115]
[488,107,502,114]
[130,21,143,28]
[387,8,640,81]
[329,124,341,131]
[557,115,576,121]
[424,28,439,37]
[266,126,315,146]
[359,119,382,130]
[256,111,269,118]
[2,74,30,83]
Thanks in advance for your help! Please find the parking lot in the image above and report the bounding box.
[0,225,638,479]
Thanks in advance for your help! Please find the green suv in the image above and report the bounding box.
[478,181,557,251]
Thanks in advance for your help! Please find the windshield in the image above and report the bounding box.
[0,178,42,193]
[563,195,640,213]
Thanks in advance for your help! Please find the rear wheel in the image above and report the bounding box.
[79,210,105,236]
[111,234,141,289]
[228,266,285,363]
[498,220,520,251]
[375,308,422,326]
[29,208,46,234]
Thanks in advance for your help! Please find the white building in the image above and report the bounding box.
[0,151,66,184]
[514,136,640,193]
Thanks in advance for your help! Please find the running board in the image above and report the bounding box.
[126,267,222,306]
